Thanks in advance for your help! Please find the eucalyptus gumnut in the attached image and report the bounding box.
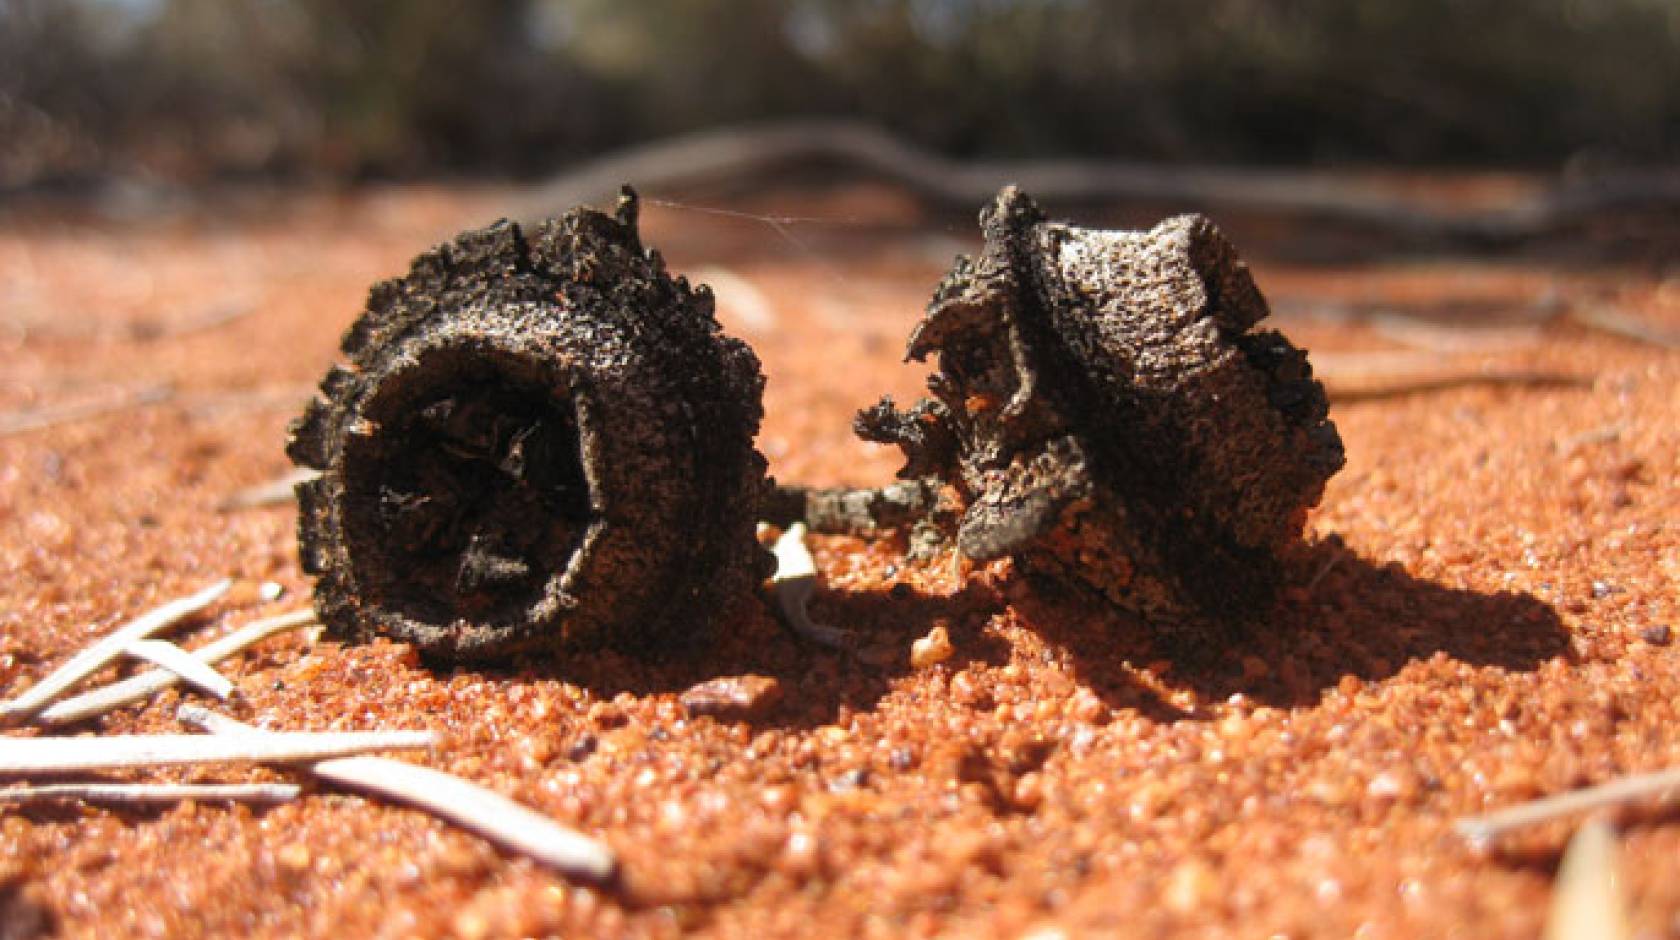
[287,189,773,661]
[858,187,1345,627]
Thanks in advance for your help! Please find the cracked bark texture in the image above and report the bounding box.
[863,187,1345,632]
[287,189,773,661]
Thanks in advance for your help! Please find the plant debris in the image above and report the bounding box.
[1455,764,1680,846]
[36,608,316,727]
[0,782,301,807]
[288,188,773,661]
[1543,820,1629,940]
[856,187,1344,632]
[120,639,235,700]
[0,579,232,724]
[179,706,617,883]
[0,727,435,776]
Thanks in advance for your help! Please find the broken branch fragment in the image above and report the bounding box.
[179,706,616,882]
[288,188,772,661]
[860,188,1344,632]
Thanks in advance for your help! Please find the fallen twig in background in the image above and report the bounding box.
[128,300,259,341]
[0,781,300,807]
[1567,304,1680,350]
[0,728,436,776]
[0,383,175,438]
[1543,820,1629,940]
[518,120,1680,248]
[0,579,232,724]
[1313,352,1591,403]
[768,523,853,649]
[1455,764,1680,846]
[37,608,316,727]
[179,706,618,883]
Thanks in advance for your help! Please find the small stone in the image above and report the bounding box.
[1639,624,1671,646]
[910,623,955,669]
[1164,859,1218,914]
[276,843,312,874]
[680,674,784,721]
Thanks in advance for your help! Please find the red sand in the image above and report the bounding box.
[1,183,1677,938]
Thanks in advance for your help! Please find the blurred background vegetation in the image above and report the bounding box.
[3,0,1677,190]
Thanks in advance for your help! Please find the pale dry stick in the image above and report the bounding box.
[178,707,618,883]
[0,578,233,723]
[0,384,175,438]
[1566,304,1680,351]
[768,523,853,649]
[122,639,236,700]
[0,729,436,776]
[0,781,300,807]
[1455,764,1680,846]
[37,608,316,727]
[1313,352,1591,403]
[1543,820,1629,940]
[687,264,777,332]
[216,468,319,512]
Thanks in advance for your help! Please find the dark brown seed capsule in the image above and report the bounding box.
[287,189,773,661]
[859,187,1345,628]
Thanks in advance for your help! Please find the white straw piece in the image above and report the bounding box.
[216,468,318,512]
[179,706,617,882]
[1543,820,1629,940]
[770,523,853,649]
[123,640,235,700]
[37,609,316,727]
[0,729,436,776]
[0,781,300,806]
[1455,764,1680,846]
[0,579,233,723]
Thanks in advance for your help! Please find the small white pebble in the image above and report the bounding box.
[909,624,953,669]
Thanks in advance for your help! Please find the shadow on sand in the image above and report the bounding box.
[490,534,1566,728]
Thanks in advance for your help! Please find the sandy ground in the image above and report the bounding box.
[0,181,1677,938]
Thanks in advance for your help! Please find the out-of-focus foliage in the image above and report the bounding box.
[2,0,1677,187]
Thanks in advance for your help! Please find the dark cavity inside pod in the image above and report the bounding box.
[288,190,773,661]
[858,187,1345,632]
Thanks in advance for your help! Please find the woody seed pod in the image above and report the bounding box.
[287,189,773,661]
[858,187,1344,629]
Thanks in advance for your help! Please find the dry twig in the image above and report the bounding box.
[216,468,318,512]
[1543,820,1629,940]
[519,120,1680,247]
[179,706,617,882]
[37,608,316,727]
[0,728,435,776]
[0,579,232,724]
[1456,764,1680,845]
[0,384,176,438]
[0,781,300,807]
[1566,304,1680,350]
[121,639,235,700]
